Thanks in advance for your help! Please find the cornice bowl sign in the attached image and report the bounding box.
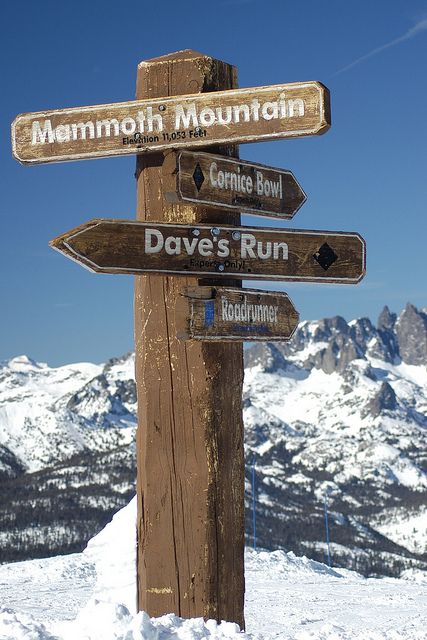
[163,151,307,219]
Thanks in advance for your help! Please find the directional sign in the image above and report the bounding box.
[12,82,330,165]
[162,151,307,219]
[176,286,299,341]
[50,219,365,284]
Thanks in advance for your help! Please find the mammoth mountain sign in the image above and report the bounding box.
[49,219,365,283]
[162,151,307,219]
[12,81,330,164]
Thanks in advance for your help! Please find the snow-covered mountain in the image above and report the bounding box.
[244,303,427,576]
[0,354,137,560]
[0,354,136,475]
[0,303,426,577]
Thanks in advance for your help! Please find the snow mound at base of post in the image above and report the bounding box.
[83,495,137,614]
[60,600,245,640]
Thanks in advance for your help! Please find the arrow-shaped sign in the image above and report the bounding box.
[50,219,366,284]
[176,286,299,341]
[12,81,330,165]
[162,151,307,219]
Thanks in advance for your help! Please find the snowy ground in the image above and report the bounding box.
[1,498,427,640]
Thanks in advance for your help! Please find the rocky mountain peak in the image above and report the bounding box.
[312,315,349,339]
[378,305,396,332]
[362,381,398,418]
[245,303,426,375]
[395,303,427,366]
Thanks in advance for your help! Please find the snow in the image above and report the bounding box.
[347,442,427,489]
[287,341,330,362]
[368,357,427,390]
[105,354,135,380]
[374,508,427,554]
[1,499,427,640]
[83,496,137,613]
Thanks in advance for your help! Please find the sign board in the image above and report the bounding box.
[12,81,330,165]
[162,151,306,219]
[50,219,366,283]
[176,286,299,341]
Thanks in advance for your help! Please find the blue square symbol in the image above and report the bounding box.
[204,300,215,327]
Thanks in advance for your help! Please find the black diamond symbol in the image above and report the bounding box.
[193,163,205,191]
[313,243,338,271]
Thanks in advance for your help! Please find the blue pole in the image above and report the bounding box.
[324,494,331,568]
[252,457,257,550]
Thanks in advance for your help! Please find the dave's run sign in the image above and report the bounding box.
[162,151,306,219]
[176,286,299,341]
[50,219,366,283]
[12,82,330,164]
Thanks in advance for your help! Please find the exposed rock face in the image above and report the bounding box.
[373,306,398,364]
[313,337,361,374]
[363,382,397,418]
[0,445,24,480]
[378,306,397,332]
[395,304,427,366]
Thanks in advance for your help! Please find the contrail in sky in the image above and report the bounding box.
[333,18,427,76]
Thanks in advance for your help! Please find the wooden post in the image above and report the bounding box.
[134,50,245,626]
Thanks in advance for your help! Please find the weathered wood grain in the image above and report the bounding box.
[162,151,307,218]
[132,50,245,626]
[12,80,330,164]
[49,218,366,284]
[176,286,299,341]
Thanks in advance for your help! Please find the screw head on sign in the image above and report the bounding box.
[159,105,166,112]
[217,264,225,272]
[232,231,241,241]
[192,228,201,237]
[211,227,220,237]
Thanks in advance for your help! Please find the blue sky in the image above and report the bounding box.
[1,0,426,366]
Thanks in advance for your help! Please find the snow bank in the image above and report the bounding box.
[0,608,59,640]
[58,600,248,640]
[83,496,137,613]
[1,603,248,640]
[399,567,427,584]
[245,548,343,578]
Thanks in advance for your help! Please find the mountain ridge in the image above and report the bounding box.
[0,302,426,576]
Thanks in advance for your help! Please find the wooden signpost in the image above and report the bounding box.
[12,80,330,164]
[12,48,366,631]
[176,286,299,341]
[50,218,365,283]
[132,51,245,626]
[162,151,306,218]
